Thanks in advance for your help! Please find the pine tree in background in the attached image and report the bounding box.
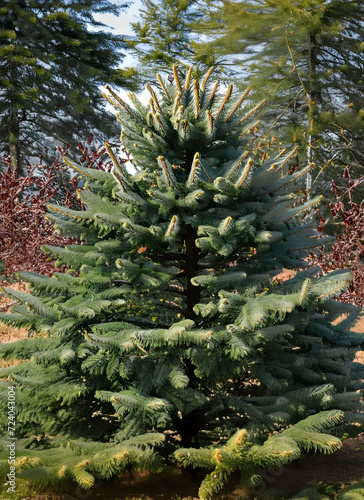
[193,0,364,194]
[0,0,137,173]
[128,0,225,82]
[0,67,363,498]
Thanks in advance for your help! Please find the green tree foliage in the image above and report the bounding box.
[194,0,364,190]
[128,0,223,80]
[0,0,137,173]
[0,67,363,498]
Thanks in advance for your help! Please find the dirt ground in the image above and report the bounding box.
[0,281,29,346]
[1,276,364,499]
[64,433,364,499]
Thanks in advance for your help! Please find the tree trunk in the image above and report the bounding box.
[9,101,21,174]
[9,59,21,175]
[306,31,319,197]
[184,224,201,320]
[182,149,202,319]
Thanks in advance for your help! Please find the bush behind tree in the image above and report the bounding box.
[310,166,364,306]
[0,137,125,277]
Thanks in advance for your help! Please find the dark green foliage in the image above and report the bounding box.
[0,0,137,171]
[0,67,363,499]
[129,0,195,66]
[128,0,215,81]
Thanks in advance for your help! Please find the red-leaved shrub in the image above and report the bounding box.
[0,157,75,276]
[310,166,364,305]
[0,138,130,277]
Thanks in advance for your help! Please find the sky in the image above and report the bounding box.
[94,1,142,66]
[95,1,142,36]
[94,1,151,129]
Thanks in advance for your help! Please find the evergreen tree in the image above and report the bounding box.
[0,67,363,498]
[128,0,225,81]
[0,0,137,173]
[194,0,364,192]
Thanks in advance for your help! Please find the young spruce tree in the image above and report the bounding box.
[0,67,363,498]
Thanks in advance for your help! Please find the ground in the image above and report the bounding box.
[1,277,363,499]
[49,434,364,499]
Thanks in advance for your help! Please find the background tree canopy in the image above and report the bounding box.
[0,0,137,173]
[192,0,364,192]
[128,0,364,196]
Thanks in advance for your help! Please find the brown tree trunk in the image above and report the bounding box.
[182,149,202,319]
[9,102,21,174]
[308,32,319,105]
[306,31,319,197]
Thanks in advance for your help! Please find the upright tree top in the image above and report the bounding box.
[104,65,269,175]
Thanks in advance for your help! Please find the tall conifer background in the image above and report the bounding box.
[192,0,364,194]
[0,0,137,173]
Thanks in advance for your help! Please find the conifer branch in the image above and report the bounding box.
[185,65,193,90]
[150,103,166,132]
[265,90,304,133]
[194,80,200,119]
[234,99,267,127]
[173,65,182,93]
[236,158,253,188]
[149,98,156,114]
[286,37,310,101]
[158,156,173,187]
[173,92,182,115]
[105,85,134,117]
[156,73,171,99]
[105,141,125,178]
[206,110,213,133]
[200,161,213,183]
[208,80,219,103]
[266,165,311,194]
[224,86,251,122]
[187,152,200,186]
[47,204,80,219]
[103,93,121,111]
[155,113,166,133]
[83,331,95,343]
[225,152,250,180]
[280,195,323,223]
[275,148,287,159]
[238,120,261,137]
[146,83,164,117]
[112,171,127,192]
[201,66,214,91]
[300,278,311,304]
[165,215,179,239]
[63,157,94,178]
[135,343,149,357]
[269,144,299,170]
[215,84,233,119]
